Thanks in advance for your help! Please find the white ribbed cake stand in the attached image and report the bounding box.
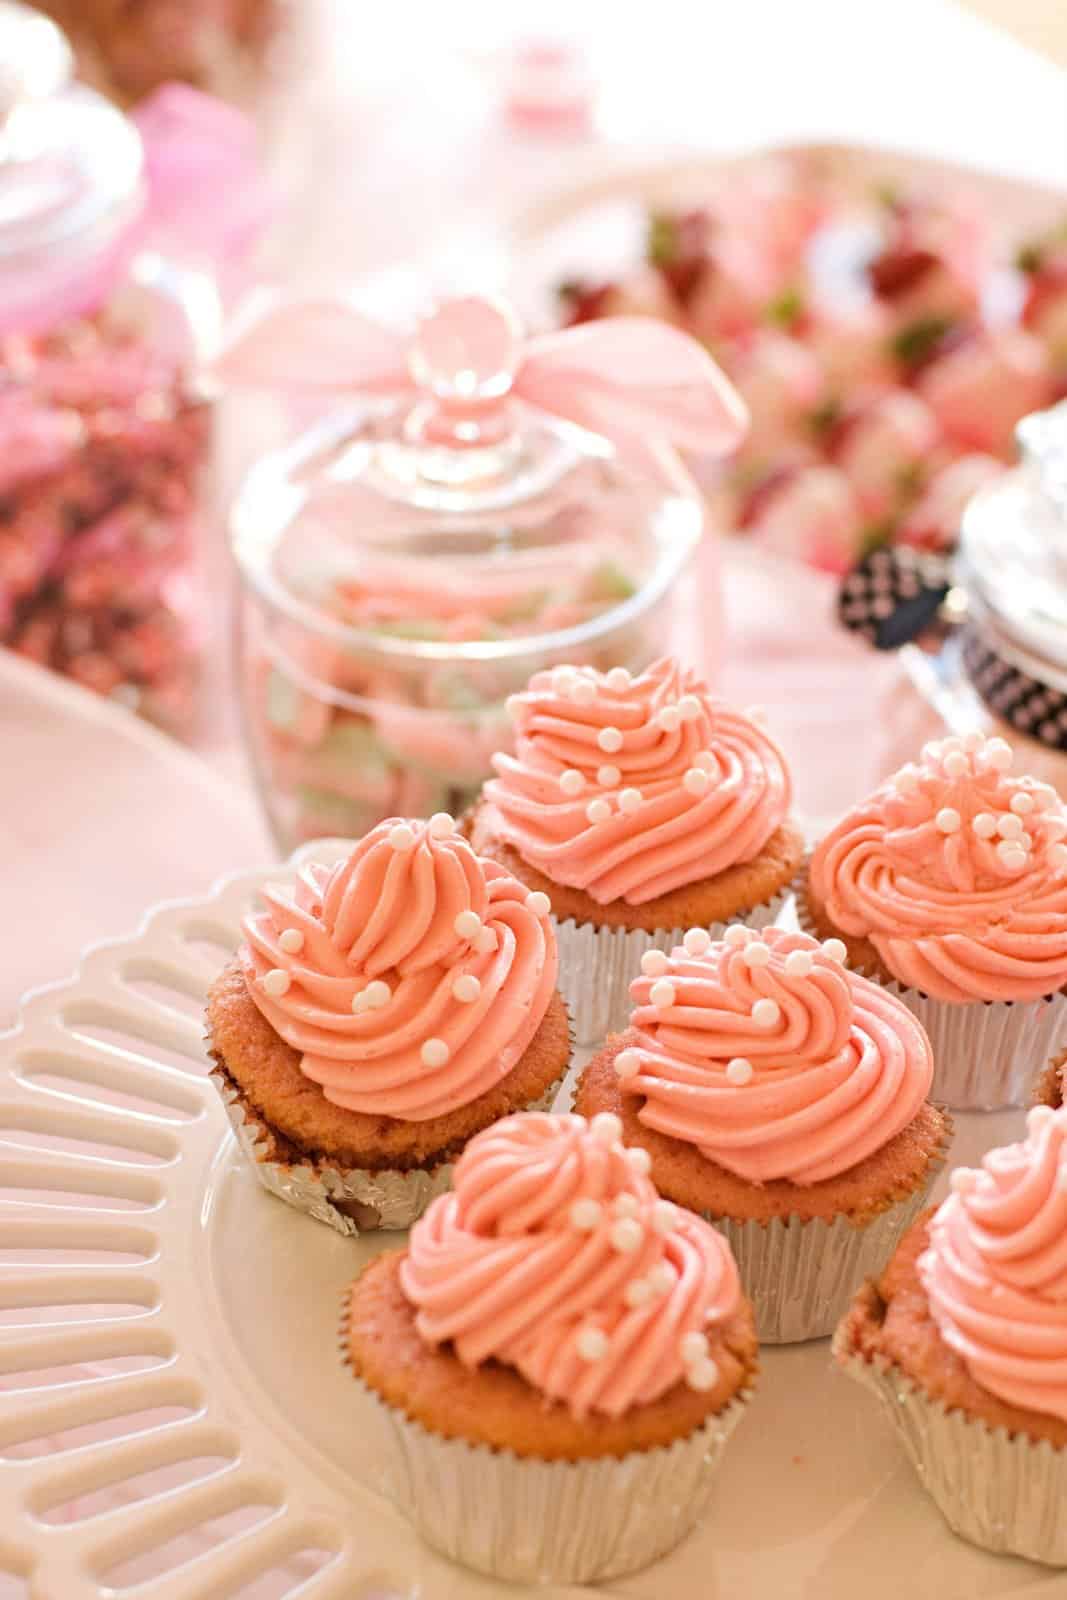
[0,844,1047,1599]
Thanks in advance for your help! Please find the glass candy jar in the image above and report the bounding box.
[224,295,745,848]
[0,4,267,731]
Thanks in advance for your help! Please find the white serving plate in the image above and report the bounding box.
[0,843,1056,1600]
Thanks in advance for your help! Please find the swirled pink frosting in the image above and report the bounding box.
[240,817,557,1121]
[483,657,792,905]
[919,1106,1067,1423]
[810,734,1067,1002]
[399,1112,743,1419]
[622,926,932,1183]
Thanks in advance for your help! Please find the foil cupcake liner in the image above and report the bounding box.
[211,1066,563,1237]
[794,866,1067,1110]
[835,1340,1067,1565]
[350,1373,750,1584]
[710,1172,941,1345]
[555,886,789,1049]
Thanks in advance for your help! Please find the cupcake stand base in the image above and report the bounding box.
[0,842,1047,1600]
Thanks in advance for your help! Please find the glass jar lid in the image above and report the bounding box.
[227,295,738,671]
[0,3,143,323]
[960,398,1067,686]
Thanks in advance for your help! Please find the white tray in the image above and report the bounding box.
[0,844,1055,1599]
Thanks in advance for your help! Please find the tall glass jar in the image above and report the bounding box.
[0,3,265,732]
[226,297,737,849]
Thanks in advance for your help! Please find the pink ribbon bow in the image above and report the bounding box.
[215,294,748,479]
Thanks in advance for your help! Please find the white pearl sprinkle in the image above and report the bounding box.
[648,1263,674,1296]
[998,842,1027,872]
[526,891,552,917]
[363,979,391,1009]
[506,694,524,719]
[597,726,623,753]
[961,729,986,752]
[985,738,1013,773]
[941,736,963,754]
[784,949,815,977]
[723,924,753,949]
[262,968,291,997]
[586,797,612,824]
[597,764,621,788]
[351,991,370,1014]
[752,998,781,1028]
[591,1111,623,1145]
[687,1357,720,1393]
[388,822,416,851]
[624,1276,654,1308]
[421,1038,450,1068]
[614,1193,640,1219]
[972,812,997,839]
[684,927,712,957]
[1011,792,1035,816]
[618,787,643,814]
[651,1199,676,1235]
[454,910,482,940]
[996,813,1023,840]
[894,767,920,797]
[1050,843,1067,871]
[650,979,676,1008]
[695,751,717,773]
[741,940,772,968]
[606,666,632,691]
[428,812,455,839]
[577,1327,608,1362]
[680,1330,709,1364]
[279,928,304,954]
[935,808,961,834]
[678,693,703,722]
[822,938,847,964]
[683,767,711,797]
[570,677,597,706]
[641,950,670,977]
[570,1198,602,1231]
[626,1146,653,1175]
[726,1057,754,1085]
[657,705,683,733]
[560,769,585,796]
[452,974,481,1003]
[615,1048,641,1080]
[475,926,498,954]
[551,665,577,694]
[610,1217,644,1253]
[943,751,969,779]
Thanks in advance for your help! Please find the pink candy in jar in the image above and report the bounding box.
[915,327,1053,458]
[897,453,1005,551]
[826,388,940,521]
[738,462,865,575]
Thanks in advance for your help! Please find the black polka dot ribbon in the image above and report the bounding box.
[837,544,953,651]
[963,627,1067,753]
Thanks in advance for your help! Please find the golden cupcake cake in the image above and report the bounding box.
[343,1110,757,1583]
[467,654,803,1044]
[575,925,949,1341]
[207,815,569,1232]
[803,732,1067,1108]
[836,1106,1067,1565]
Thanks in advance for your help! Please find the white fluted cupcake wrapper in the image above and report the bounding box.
[835,1341,1067,1565]
[794,864,1067,1109]
[211,1067,562,1236]
[555,886,789,1049]
[353,1376,750,1584]
[709,1178,939,1345]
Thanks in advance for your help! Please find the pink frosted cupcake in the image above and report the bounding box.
[344,1110,757,1583]
[466,657,803,1045]
[836,1105,1067,1565]
[575,926,948,1342]
[803,733,1067,1108]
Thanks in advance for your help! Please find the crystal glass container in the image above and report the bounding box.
[0,4,263,732]
[901,399,1067,787]
[229,298,715,849]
